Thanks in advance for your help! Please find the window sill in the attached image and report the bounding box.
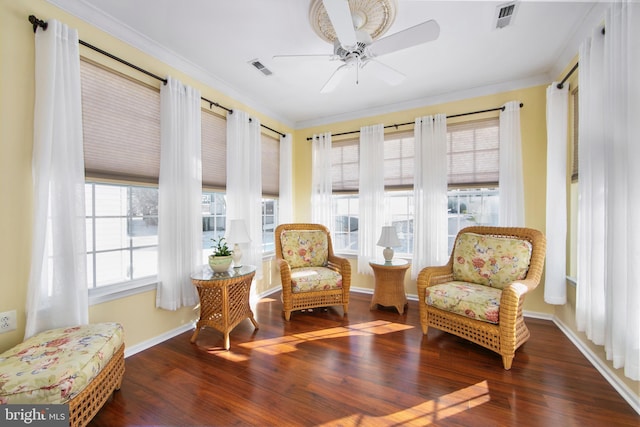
[89,277,158,306]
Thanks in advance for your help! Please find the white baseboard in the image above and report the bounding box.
[124,322,194,358]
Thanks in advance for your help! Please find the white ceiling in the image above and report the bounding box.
[49,0,606,129]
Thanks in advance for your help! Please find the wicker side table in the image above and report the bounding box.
[190,265,259,350]
[369,259,411,314]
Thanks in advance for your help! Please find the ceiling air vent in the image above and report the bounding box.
[249,59,273,76]
[494,1,519,29]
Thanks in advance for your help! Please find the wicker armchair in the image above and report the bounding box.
[417,226,546,369]
[275,223,351,321]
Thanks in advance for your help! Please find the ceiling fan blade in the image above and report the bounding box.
[320,64,351,93]
[322,0,358,50]
[368,19,440,58]
[363,59,406,86]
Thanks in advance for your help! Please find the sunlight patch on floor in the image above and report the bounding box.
[317,381,491,426]
[238,320,414,355]
[206,349,250,362]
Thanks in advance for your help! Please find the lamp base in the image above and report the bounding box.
[232,244,243,268]
[383,247,394,263]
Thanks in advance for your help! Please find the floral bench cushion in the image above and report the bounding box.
[0,322,124,404]
[426,281,502,324]
[281,230,329,268]
[452,232,533,290]
[291,267,343,293]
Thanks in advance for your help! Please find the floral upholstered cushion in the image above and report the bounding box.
[452,233,533,290]
[426,281,501,324]
[281,230,329,268]
[0,322,124,404]
[291,267,342,293]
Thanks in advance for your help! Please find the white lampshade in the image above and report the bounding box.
[377,226,400,248]
[377,226,400,263]
[226,220,251,268]
[226,219,251,244]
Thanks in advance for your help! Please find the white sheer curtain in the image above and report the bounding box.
[544,84,568,305]
[412,114,448,279]
[25,20,88,338]
[357,124,385,274]
[156,77,201,310]
[279,133,293,224]
[577,1,639,381]
[227,110,263,278]
[311,133,332,228]
[498,101,525,226]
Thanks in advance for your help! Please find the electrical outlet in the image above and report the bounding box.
[0,310,17,333]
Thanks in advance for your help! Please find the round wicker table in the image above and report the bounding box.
[190,265,259,350]
[369,259,411,314]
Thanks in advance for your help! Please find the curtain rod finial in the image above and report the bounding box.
[28,15,47,33]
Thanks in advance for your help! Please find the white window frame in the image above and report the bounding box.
[86,181,159,305]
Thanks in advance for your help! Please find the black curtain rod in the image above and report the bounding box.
[557,62,578,89]
[28,15,286,138]
[306,103,524,141]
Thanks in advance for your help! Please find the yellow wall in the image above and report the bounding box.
[0,0,291,353]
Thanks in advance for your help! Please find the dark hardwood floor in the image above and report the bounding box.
[90,292,639,426]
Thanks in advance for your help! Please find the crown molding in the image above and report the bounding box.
[47,0,295,129]
[293,73,551,129]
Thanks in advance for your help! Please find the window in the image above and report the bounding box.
[200,111,279,255]
[201,191,227,256]
[81,59,161,300]
[261,133,280,254]
[331,119,500,256]
[568,87,580,279]
[447,188,499,252]
[85,182,158,289]
[446,118,500,252]
[262,197,278,252]
[333,194,359,252]
[81,59,280,302]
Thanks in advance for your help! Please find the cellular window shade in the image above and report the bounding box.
[572,88,579,181]
[384,130,414,189]
[447,118,499,186]
[80,59,161,182]
[331,137,359,193]
[201,109,226,189]
[262,133,280,196]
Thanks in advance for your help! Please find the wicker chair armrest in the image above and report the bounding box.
[327,254,348,269]
[499,281,531,334]
[328,254,351,291]
[277,258,292,295]
[416,265,454,290]
[417,265,453,304]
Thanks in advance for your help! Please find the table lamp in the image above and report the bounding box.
[226,219,251,268]
[377,226,401,263]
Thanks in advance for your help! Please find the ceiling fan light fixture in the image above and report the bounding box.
[310,0,398,44]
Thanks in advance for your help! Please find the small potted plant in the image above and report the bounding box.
[209,237,233,273]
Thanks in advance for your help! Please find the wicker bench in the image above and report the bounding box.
[0,322,125,427]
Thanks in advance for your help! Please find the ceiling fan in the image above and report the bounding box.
[273,0,440,93]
